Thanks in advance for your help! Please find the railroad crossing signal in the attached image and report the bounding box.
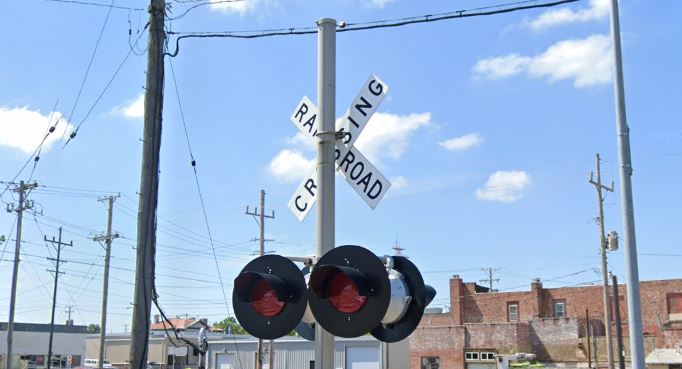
[232,245,436,343]
[287,75,391,221]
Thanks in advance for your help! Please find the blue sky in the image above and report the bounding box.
[1,0,680,333]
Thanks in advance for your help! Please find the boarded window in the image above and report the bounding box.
[421,357,440,369]
[668,293,682,320]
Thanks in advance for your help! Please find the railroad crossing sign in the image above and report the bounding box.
[287,75,391,221]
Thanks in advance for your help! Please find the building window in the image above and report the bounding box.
[465,352,480,361]
[421,356,440,369]
[554,301,566,318]
[481,352,496,361]
[508,302,519,322]
[667,293,682,320]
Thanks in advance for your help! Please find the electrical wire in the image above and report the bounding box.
[166,51,244,369]
[44,0,144,11]
[61,0,115,142]
[28,99,60,181]
[63,24,148,148]
[168,0,244,21]
[166,0,581,57]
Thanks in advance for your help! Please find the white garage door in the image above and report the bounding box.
[345,346,379,369]
[214,353,234,369]
[467,363,495,369]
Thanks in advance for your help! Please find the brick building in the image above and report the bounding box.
[410,276,682,369]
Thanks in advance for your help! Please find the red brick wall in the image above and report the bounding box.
[410,326,465,369]
[415,277,682,366]
[456,284,540,324]
[464,323,528,353]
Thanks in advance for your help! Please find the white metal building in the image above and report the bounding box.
[0,322,88,369]
[207,336,408,369]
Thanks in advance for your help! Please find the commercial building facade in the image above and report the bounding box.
[206,336,408,369]
[410,276,682,369]
[0,322,88,369]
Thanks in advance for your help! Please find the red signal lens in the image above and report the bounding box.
[328,272,367,314]
[250,279,285,317]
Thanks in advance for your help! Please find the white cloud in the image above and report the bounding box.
[476,170,531,203]
[0,107,74,153]
[286,132,316,151]
[113,94,144,120]
[526,0,609,30]
[473,54,532,80]
[208,0,278,16]
[267,149,315,183]
[368,0,395,8]
[354,112,431,165]
[440,133,483,151]
[390,176,407,190]
[473,34,613,88]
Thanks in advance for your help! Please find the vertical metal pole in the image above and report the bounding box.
[586,310,592,369]
[593,154,615,369]
[130,1,164,369]
[6,181,26,369]
[611,274,625,369]
[256,189,265,369]
[315,17,336,369]
[99,197,116,369]
[608,1,644,369]
[47,228,64,369]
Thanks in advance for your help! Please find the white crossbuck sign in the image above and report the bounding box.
[287,75,391,221]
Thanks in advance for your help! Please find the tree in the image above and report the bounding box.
[213,317,246,334]
[87,324,101,333]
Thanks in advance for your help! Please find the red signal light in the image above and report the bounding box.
[250,279,285,317]
[328,272,367,314]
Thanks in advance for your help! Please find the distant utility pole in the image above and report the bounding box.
[392,240,406,257]
[45,227,73,369]
[480,267,500,292]
[65,305,74,324]
[94,195,119,369]
[5,180,37,369]
[130,1,165,369]
[611,273,625,369]
[589,153,615,369]
[245,189,275,369]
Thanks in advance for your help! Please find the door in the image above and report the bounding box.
[345,346,379,369]
[214,354,234,369]
[466,363,496,369]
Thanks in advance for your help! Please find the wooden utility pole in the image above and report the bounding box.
[130,1,165,369]
[611,273,626,369]
[45,227,73,369]
[589,153,615,369]
[245,190,275,369]
[94,195,119,369]
[5,181,37,369]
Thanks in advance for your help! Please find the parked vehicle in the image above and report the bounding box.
[83,359,115,369]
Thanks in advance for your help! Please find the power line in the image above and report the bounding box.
[61,0,116,142]
[166,0,581,57]
[166,52,244,369]
[44,0,145,11]
[63,25,148,148]
[167,0,245,21]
